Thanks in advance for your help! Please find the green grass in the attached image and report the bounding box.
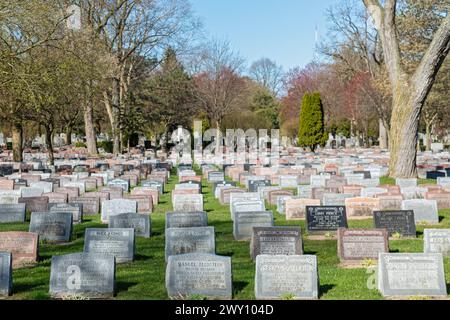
[1,169,449,300]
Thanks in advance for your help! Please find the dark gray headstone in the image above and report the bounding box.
[0,203,26,223]
[109,213,150,238]
[0,252,12,296]
[378,253,447,297]
[165,227,215,262]
[165,211,208,229]
[84,228,135,263]
[373,210,416,237]
[251,227,302,260]
[49,253,115,299]
[166,253,232,299]
[71,197,99,216]
[248,179,271,192]
[29,212,72,242]
[306,206,348,232]
[255,255,319,300]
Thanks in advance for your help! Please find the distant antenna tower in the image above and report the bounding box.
[313,24,319,61]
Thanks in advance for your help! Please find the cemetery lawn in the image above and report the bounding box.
[0,169,449,300]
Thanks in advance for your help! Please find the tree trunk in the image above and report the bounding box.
[112,78,121,155]
[388,83,420,178]
[84,102,98,155]
[45,126,55,165]
[215,120,221,155]
[425,122,432,151]
[66,127,72,146]
[12,122,23,162]
[379,119,389,149]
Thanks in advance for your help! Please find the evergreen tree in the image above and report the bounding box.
[298,92,328,152]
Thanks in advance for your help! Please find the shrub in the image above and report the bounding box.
[97,141,113,153]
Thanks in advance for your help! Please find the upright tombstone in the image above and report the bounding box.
[306,206,348,233]
[345,197,380,219]
[378,253,447,297]
[172,194,203,212]
[373,210,416,238]
[84,228,135,263]
[337,228,388,263]
[165,227,215,261]
[424,229,450,257]
[232,200,265,221]
[166,253,232,299]
[109,213,151,238]
[101,199,137,223]
[322,193,353,206]
[0,204,26,223]
[0,252,12,296]
[49,253,115,299]
[401,199,439,224]
[29,212,73,242]
[165,212,208,229]
[255,255,319,300]
[285,198,321,220]
[233,211,274,241]
[71,197,99,216]
[48,203,83,224]
[248,180,271,193]
[251,227,302,260]
[0,232,39,267]
[108,179,129,192]
[207,171,225,183]
[18,196,49,213]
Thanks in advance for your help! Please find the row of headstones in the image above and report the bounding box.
[163,164,450,299]
[0,163,173,298]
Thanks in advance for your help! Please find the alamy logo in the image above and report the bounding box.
[66,265,81,290]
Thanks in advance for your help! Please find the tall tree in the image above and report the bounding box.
[249,58,284,96]
[362,0,450,177]
[298,92,328,152]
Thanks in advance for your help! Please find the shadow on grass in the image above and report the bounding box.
[12,283,47,295]
[134,253,153,261]
[115,281,140,293]
[233,281,250,295]
[319,284,335,298]
[439,215,445,223]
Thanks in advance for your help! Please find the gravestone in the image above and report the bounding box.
[255,255,318,300]
[165,227,215,261]
[172,194,203,212]
[29,212,73,242]
[276,195,294,214]
[0,232,38,267]
[425,192,450,209]
[278,175,299,188]
[345,197,380,219]
[322,193,353,206]
[306,206,348,232]
[84,228,135,263]
[233,211,274,241]
[49,253,115,299]
[232,200,265,221]
[337,228,388,262]
[30,181,53,193]
[401,199,439,224]
[378,253,447,297]
[251,227,302,260]
[207,171,225,182]
[361,187,388,198]
[20,187,44,198]
[426,171,445,180]
[396,178,417,188]
[109,213,151,238]
[165,211,208,229]
[285,198,321,220]
[377,194,403,210]
[0,252,12,296]
[108,179,129,192]
[0,204,26,223]
[248,180,271,193]
[424,229,450,257]
[166,253,232,299]
[44,192,68,204]
[18,196,49,213]
[297,185,313,198]
[71,197,99,216]
[48,203,83,224]
[101,199,137,223]
[373,210,416,238]
[99,187,123,200]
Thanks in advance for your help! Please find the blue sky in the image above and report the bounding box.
[190,0,340,72]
